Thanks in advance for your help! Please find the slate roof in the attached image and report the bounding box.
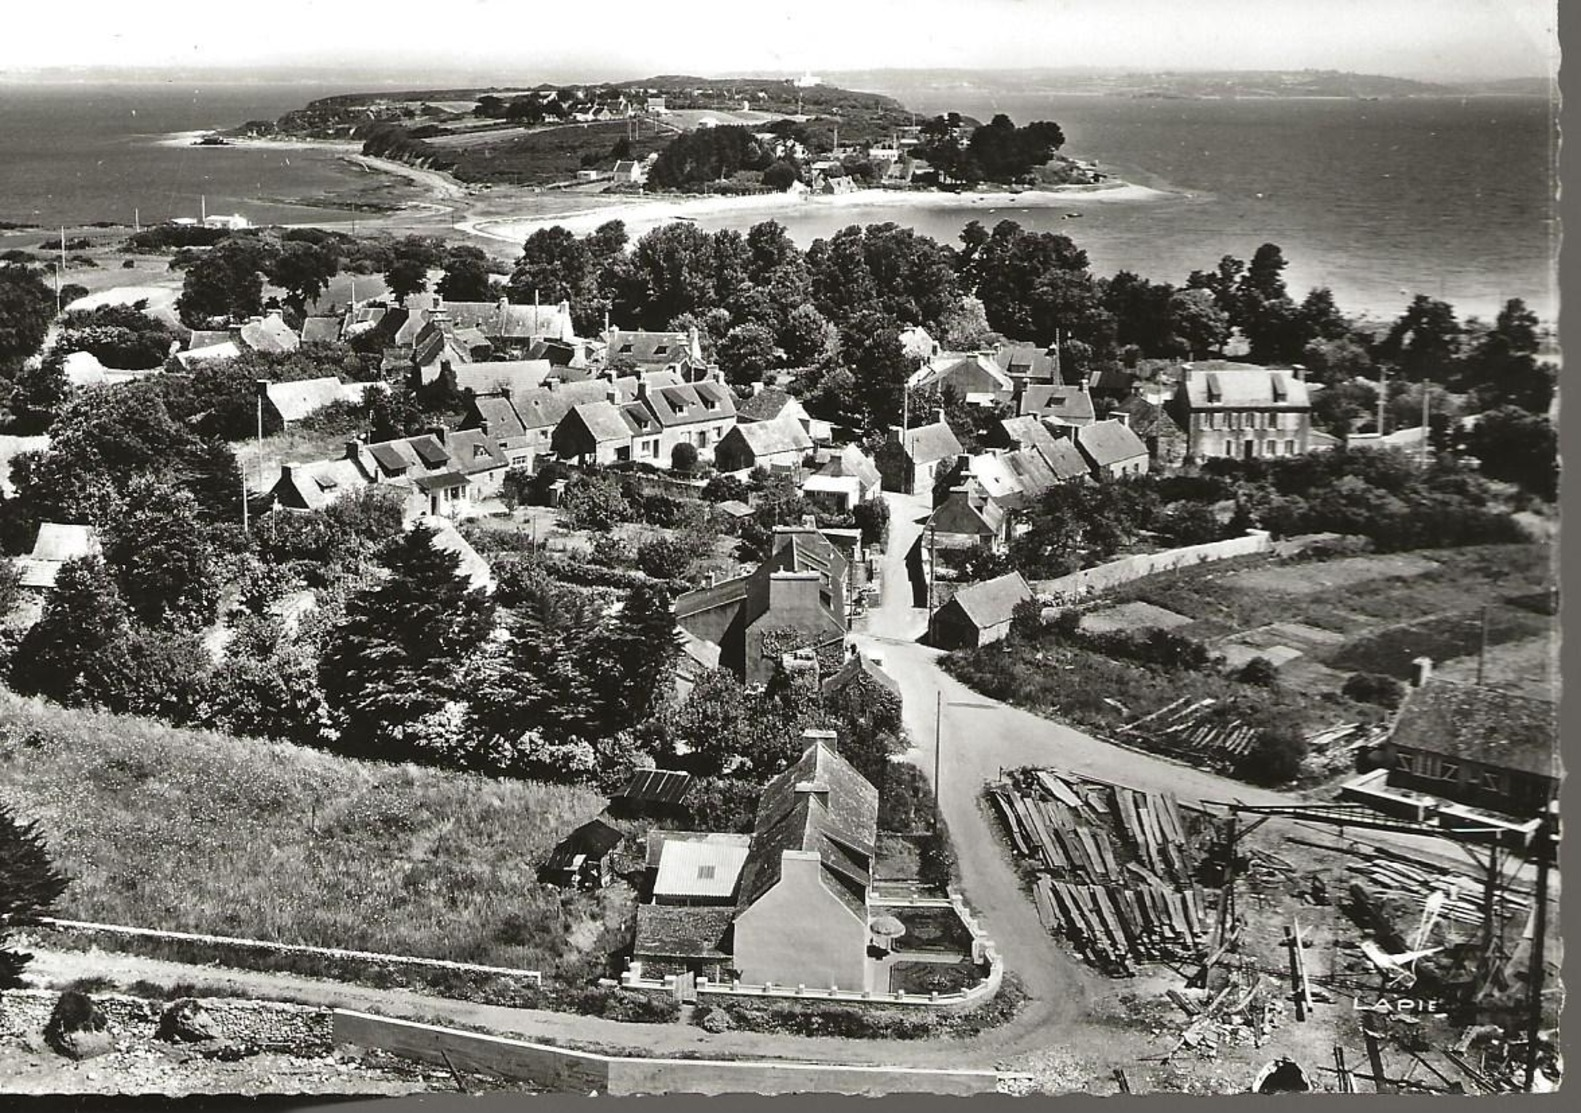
[737,740,879,919]
[736,386,802,422]
[929,487,1005,539]
[994,343,1059,384]
[570,400,640,444]
[467,394,528,442]
[910,351,1014,394]
[619,768,694,805]
[1109,395,1182,440]
[174,341,242,369]
[453,360,553,397]
[820,652,901,699]
[444,428,511,474]
[725,415,813,459]
[300,316,343,343]
[1075,419,1148,469]
[1392,678,1559,779]
[1040,437,1092,481]
[997,415,1063,462]
[900,420,964,465]
[442,299,573,341]
[275,458,367,512]
[1020,384,1095,425]
[634,904,735,960]
[945,571,1034,630]
[605,329,698,368]
[188,329,233,350]
[645,382,736,428]
[237,315,300,355]
[1181,363,1311,409]
[818,444,881,493]
[266,377,351,424]
[1003,447,1059,497]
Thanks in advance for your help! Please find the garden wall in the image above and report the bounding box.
[1033,530,1273,604]
[330,1010,1001,1095]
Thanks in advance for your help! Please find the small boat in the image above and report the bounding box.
[1064,211,1082,218]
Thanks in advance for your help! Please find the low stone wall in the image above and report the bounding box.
[32,917,542,994]
[0,989,332,1053]
[331,1010,1001,1096]
[1033,529,1273,604]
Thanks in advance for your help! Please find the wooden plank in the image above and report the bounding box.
[1032,877,1062,932]
[1125,861,1169,889]
[1036,771,1083,809]
[1074,826,1108,881]
[1092,828,1121,879]
[989,790,1031,857]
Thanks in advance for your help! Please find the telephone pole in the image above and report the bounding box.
[933,689,943,825]
[1524,809,1555,1091]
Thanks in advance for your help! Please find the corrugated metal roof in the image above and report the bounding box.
[653,838,752,899]
[620,768,694,805]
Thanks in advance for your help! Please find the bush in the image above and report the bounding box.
[1234,723,1309,786]
[698,1006,733,1033]
[670,442,700,474]
[852,497,889,547]
[635,537,693,580]
[1342,672,1407,709]
[1238,656,1280,687]
[701,474,749,504]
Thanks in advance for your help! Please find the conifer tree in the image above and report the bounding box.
[319,523,495,756]
[9,556,131,706]
[0,804,69,988]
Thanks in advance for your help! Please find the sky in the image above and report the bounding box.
[0,0,1557,82]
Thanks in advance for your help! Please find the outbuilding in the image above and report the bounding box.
[928,571,1035,650]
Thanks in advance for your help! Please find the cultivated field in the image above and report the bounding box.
[0,693,611,975]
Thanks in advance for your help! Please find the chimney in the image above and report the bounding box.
[636,380,650,401]
[802,727,837,749]
[1412,656,1434,689]
[498,295,509,315]
[751,380,767,396]
[800,513,817,530]
[1076,377,1089,394]
[279,463,294,485]
[428,425,447,446]
[1110,410,1131,428]
[1292,364,1306,382]
[544,378,558,393]
[935,407,947,426]
[478,417,491,437]
[606,387,620,404]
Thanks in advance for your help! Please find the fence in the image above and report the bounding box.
[1032,530,1272,604]
[32,917,542,989]
[329,1010,1002,1095]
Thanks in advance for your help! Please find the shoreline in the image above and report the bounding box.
[460,180,1179,243]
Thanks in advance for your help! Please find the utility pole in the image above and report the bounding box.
[133,207,140,235]
[933,689,943,825]
[1420,379,1430,466]
[1476,605,1491,686]
[1376,366,1389,436]
[926,515,938,631]
[1524,809,1554,1091]
[255,379,268,536]
[54,226,65,315]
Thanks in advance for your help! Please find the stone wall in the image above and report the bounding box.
[1033,530,1273,604]
[0,990,332,1053]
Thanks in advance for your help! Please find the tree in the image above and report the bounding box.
[636,536,693,580]
[1167,288,1230,359]
[1462,298,1552,412]
[175,237,275,326]
[436,244,494,303]
[102,478,219,631]
[0,804,70,988]
[318,523,496,756]
[1235,722,1308,785]
[937,295,996,351]
[1375,295,1462,385]
[669,441,700,475]
[762,159,802,191]
[580,583,682,736]
[383,236,444,305]
[1457,405,1558,500]
[778,303,837,367]
[6,356,69,432]
[840,311,909,431]
[9,555,131,706]
[716,323,781,384]
[266,240,338,315]
[559,473,631,532]
[0,264,55,370]
[47,301,178,370]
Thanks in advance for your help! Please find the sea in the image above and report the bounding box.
[0,81,1559,324]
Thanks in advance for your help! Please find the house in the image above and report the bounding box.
[713,415,813,474]
[1169,361,1312,463]
[601,327,709,379]
[552,398,643,466]
[926,484,1008,551]
[993,343,1060,389]
[731,733,879,991]
[928,571,1035,650]
[1374,669,1558,819]
[1019,382,1095,427]
[874,416,964,495]
[15,523,101,595]
[631,905,735,983]
[263,377,361,427]
[461,378,627,470]
[62,351,160,388]
[675,527,850,687]
[611,159,646,185]
[1109,395,1188,470]
[236,313,300,355]
[437,296,575,355]
[638,380,738,461]
[542,816,625,890]
[737,385,831,442]
[898,325,940,362]
[909,351,1014,404]
[171,341,242,371]
[813,444,882,503]
[990,415,1064,465]
[801,473,863,514]
[447,359,554,398]
[1072,419,1150,479]
[646,830,753,906]
[270,427,510,520]
[610,768,694,820]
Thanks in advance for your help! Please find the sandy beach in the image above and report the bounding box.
[461,180,1176,244]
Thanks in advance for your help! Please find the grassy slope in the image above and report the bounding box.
[0,693,607,973]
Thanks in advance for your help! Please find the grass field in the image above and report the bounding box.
[451,122,670,186]
[0,693,611,978]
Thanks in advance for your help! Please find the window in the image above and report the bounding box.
[697,864,716,880]
[1286,439,1296,455]
[1266,439,1277,456]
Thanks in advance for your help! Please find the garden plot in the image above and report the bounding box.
[1225,554,1440,596]
[1082,601,1195,635]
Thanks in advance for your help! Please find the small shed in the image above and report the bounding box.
[541,817,624,890]
[611,768,694,819]
[928,570,1035,650]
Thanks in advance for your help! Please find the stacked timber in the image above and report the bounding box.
[1114,698,1257,768]
[991,769,1208,972]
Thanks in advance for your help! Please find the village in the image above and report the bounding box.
[0,53,1562,1093]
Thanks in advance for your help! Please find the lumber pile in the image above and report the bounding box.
[991,768,1208,972]
[1304,721,1391,774]
[1164,974,1287,1061]
[1114,697,1258,769]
